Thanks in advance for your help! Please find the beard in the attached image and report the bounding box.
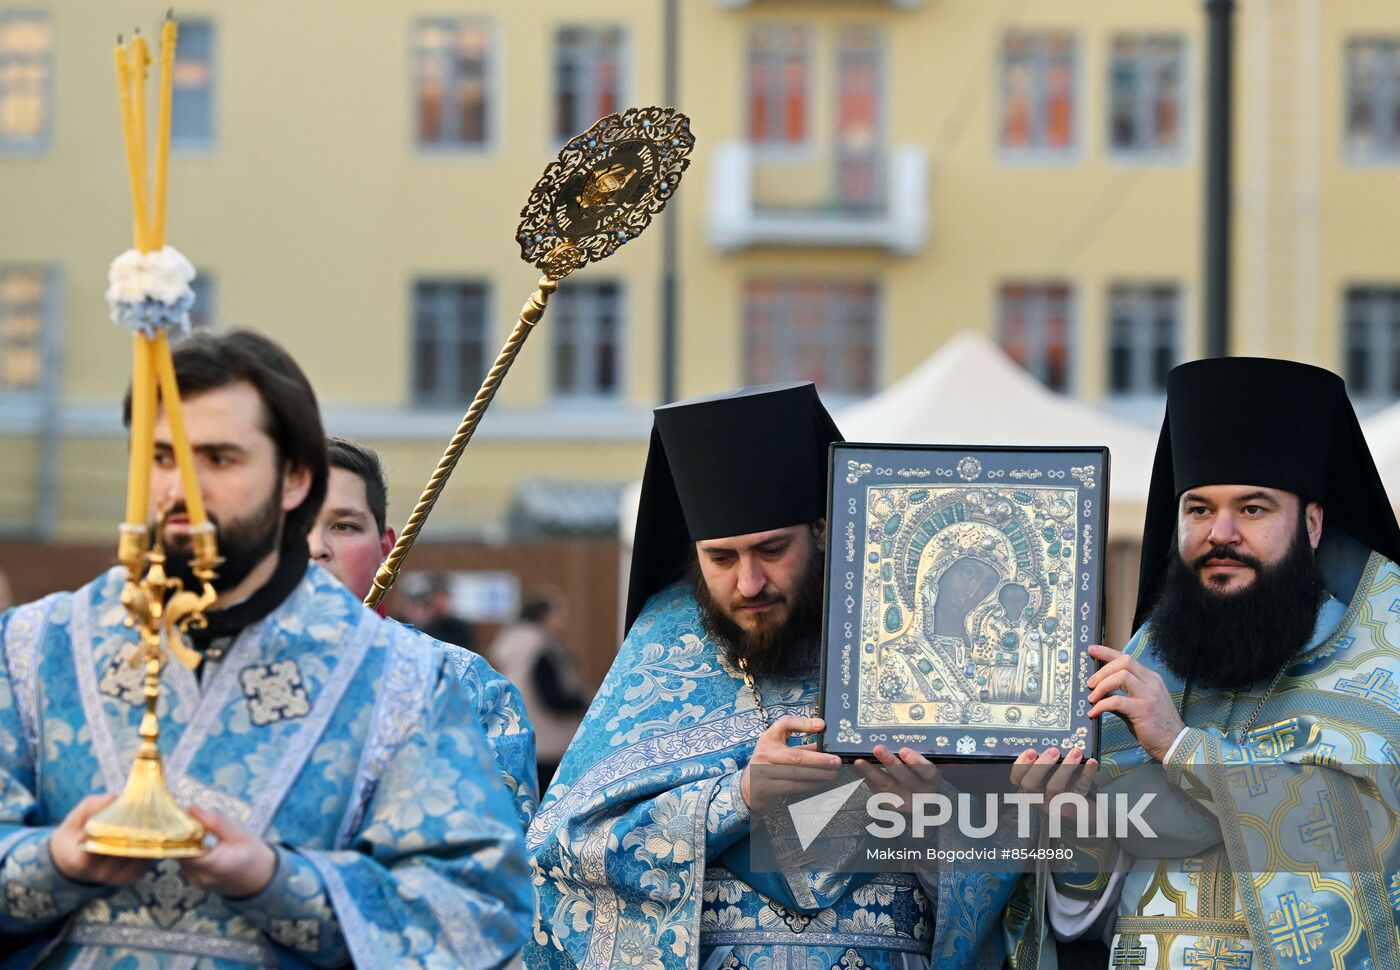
[1147,516,1325,689]
[164,483,284,596]
[691,539,826,679]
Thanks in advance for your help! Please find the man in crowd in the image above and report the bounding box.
[488,587,589,793]
[0,330,533,967]
[526,382,1015,970]
[1009,358,1400,968]
[310,435,538,825]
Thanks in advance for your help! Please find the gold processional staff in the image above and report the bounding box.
[85,11,694,860]
[363,106,695,609]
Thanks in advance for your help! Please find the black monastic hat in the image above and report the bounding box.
[624,382,843,630]
[1133,357,1400,630]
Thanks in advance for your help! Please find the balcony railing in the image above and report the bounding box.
[708,141,929,254]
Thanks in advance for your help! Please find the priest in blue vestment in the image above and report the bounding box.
[1008,358,1400,969]
[526,383,1015,970]
[0,329,533,968]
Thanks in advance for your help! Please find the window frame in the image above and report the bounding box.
[832,23,887,211]
[1344,36,1400,165]
[1105,33,1189,165]
[746,22,814,158]
[410,278,494,409]
[742,278,882,401]
[996,281,1077,393]
[169,18,216,153]
[548,279,625,402]
[1104,281,1182,399]
[409,18,500,155]
[0,9,53,155]
[0,263,59,405]
[1343,285,1400,400]
[997,29,1081,165]
[553,23,629,144]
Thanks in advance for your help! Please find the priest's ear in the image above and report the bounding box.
[1305,501,1323,551]
[811,518,828,551]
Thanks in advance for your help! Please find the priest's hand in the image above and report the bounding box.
[741,715,841,813]
[179,806,277,900]
[1010,747,1099,832]
[49,794,152,885]
[1086,644,1185,762]
[853,745,940,814]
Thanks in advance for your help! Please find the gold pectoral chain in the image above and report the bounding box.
[738,656,771,731]
[1182,652,1294,745]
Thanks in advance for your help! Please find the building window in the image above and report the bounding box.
[999,282,1073,391]
[0,12,51,153]
[1107,284,1178,396]
[1346,38,1400,161]
[189,273,215,330]
[835,25,884,210]
[1108,36,1184,158]
[0,267,49,393]
[555,25,624,141]
[744,279,878,396]
[748,24,809,147]
[1344,287,1400,398]
[413,280,489,406]
[171,20,214,148]
[551,281,621,399]
[1000,31,1076,156]
[413,20,492,149]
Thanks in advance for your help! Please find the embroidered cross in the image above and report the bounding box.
[1298,742,1337,768]
[1184,936,1251,970]
[1183,856,1205,886]
[134,859,207,929]
[1335,669,1400,713]
[1245,718,1299,756]
[1223,745,1281,797]
[1298,790,1344,864]
[1111,938,1148,968]
[1384,741,1399,767]
[1267,892,1330,966]
[1388,872,1399,912]
[240,658,311,726]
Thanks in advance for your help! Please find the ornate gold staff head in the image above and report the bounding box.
[517,106,694,280]
[364,107,694,609]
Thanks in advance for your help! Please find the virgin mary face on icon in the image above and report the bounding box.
[931,556,1001,642]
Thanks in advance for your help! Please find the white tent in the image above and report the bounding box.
[836,332,1159,540]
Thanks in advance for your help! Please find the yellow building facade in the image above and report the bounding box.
[2,0,1398,544]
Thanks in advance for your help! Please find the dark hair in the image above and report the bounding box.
[123,328,328,545]
[520,588,558,623]
[327,436,388,534]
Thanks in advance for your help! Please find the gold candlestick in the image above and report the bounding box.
[92,16,218,859]
[85,513,213,858]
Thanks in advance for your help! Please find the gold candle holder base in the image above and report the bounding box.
[84,740,204,859]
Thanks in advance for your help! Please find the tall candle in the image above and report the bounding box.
[153,333,208,529]
[152,16,177,248]
[129,31,151,252]
[124,335,156,527]
[113,41,151,250]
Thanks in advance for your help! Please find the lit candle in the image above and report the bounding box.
[113,39,151,250]
[152,15,177,248]
[124,335,156,527]
[153,333,208,529]
[129,30,151,251]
